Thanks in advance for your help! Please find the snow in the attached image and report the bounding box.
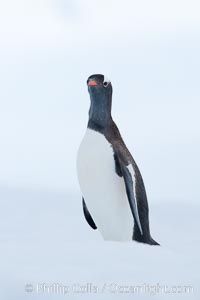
[1,188,199,299]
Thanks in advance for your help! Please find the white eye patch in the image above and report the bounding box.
[103,75,111,84]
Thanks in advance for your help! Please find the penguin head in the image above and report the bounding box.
[87,74,113,129]
[87,74,112,99]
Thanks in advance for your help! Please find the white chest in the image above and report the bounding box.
[76,129,133,241]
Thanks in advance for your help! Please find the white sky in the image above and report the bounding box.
[0,0,200,201]
[1,0,200,48]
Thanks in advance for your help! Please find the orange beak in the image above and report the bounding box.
[88,80,98,86]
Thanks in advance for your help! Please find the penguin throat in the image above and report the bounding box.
[88,94,112,132]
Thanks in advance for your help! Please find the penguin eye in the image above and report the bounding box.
[103,81,109,87]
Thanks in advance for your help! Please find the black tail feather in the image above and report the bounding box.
[133,231,160,246]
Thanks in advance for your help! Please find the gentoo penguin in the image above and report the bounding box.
[77,74,159,245]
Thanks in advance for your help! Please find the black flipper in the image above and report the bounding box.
[82,198,97,230]
[119,163,143,236]
[113,149,159,246]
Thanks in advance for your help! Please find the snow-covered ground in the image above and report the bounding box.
[1,187,199,300]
